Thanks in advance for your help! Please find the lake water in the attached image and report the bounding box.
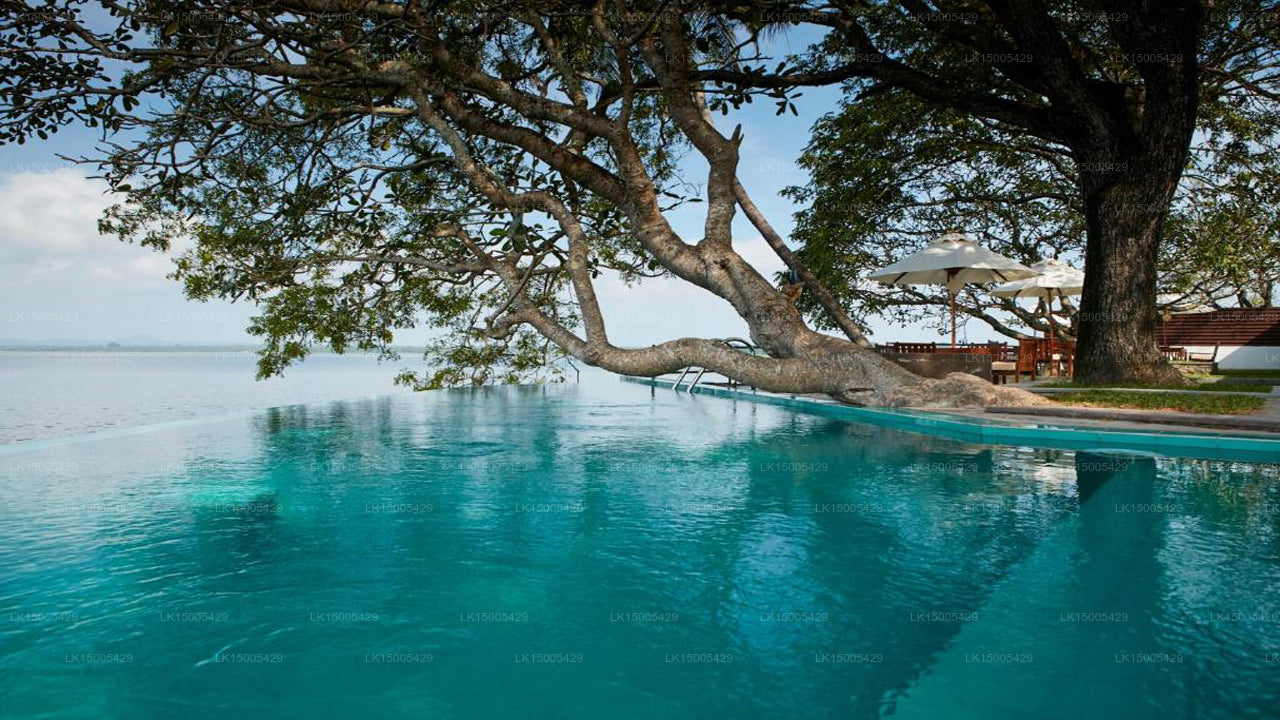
[1,354,1278,717]
[0,351,411,444]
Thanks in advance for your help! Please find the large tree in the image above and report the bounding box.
[783,87,1084,342]
[784,23,1280,343]
[7,2,1266,399]
[696,0,1277,383]
[1,0,1051,406]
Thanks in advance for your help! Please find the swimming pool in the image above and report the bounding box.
[1,380,1277,718]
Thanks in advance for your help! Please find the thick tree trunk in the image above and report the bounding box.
[572,312,1047,408]
[1073,169,1184,384]
[1073,75,1205,390]
[1069,7,1200,386]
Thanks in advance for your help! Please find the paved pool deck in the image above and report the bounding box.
[904,376,1280,433]
[624,376,1280,463]
[959,405,1280,437]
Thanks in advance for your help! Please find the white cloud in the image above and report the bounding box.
[0,169,176,286]
[87,253,173,281]
[0,169,113,261]
[0,168,254,343]
[0,169,822,346]
[26,259,74,276]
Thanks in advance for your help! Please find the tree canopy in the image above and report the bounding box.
[785,28,1280,342]
[2,0,1274,396]
[770,0,1280,381]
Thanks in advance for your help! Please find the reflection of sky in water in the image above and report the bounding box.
[0,380,1277,719]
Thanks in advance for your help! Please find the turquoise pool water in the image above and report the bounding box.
[1,381,1278,718]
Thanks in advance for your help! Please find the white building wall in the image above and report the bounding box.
[1181,345,1280,370]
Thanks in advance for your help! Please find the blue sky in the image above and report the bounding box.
[0,29,1002,348]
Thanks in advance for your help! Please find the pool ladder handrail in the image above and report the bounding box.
[672,338,758,393]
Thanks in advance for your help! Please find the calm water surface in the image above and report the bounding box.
[0,364,1278,718]
[0,351,409,444]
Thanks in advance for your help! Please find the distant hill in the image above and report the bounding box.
[0,336,176,348]
[0,339,426,353]
[0,338,260,351]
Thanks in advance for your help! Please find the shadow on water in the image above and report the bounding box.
[891,451,1280,720]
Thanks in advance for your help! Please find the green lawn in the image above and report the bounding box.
[1212,369,1280,380]
[1043,380,1274,393]
[1050,390,1266,414]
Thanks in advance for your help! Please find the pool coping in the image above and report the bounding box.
[621,376,1280,462]
[985,404,1280,432]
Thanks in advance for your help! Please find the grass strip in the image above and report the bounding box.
[1211,370,1280,382]
[1042,380,1273,393]
[1050,390,1266,415]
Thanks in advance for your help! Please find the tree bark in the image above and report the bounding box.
[542,237,1047,408]
[733,180,874,349]
[1066,0,1202,385]
[1073,167,1186,385]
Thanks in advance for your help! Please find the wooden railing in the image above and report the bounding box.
[876,341,1014,356]
[1159,308,1280,346]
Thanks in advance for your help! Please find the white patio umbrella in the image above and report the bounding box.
[992,258,1085,374]
[868,232,1037,346]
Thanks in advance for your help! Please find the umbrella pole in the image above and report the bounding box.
[950,290,957,347]
[1048,290,1056,376]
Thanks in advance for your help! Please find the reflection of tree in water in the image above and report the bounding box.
[890,452,1280,718]
[238,395,1074,715]
[687,422,1082,717]
[1146,456,1280,715]
[1067,452,1172,716]
[213,395,1087,715]
[162,390,1280,717]
[1166,459,1280,539]
[1060,452,1275,717]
